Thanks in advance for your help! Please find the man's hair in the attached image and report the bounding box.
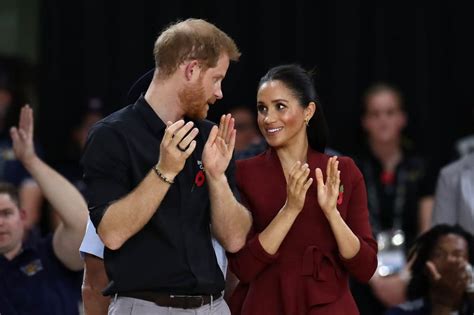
[0,182,20,206]
[153,18,240,78]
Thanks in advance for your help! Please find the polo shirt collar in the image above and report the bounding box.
[134,94,208,142]
[134,95,166,136]
[0,243,38,266]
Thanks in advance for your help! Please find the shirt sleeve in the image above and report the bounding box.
[79,217,105,259]
[431,168,458,226]
[338,158,378,283]
[81,123,130,229]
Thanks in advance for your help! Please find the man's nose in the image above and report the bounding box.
[215,88,223,100]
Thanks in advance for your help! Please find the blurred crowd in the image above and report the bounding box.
[1,52,473,315]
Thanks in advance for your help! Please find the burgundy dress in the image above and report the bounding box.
[228,148,378,315]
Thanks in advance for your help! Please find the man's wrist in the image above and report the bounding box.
[155,162,178,179]
[21,155,40,171]
[153,165,176,184]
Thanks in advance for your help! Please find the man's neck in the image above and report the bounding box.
[3,242,22,261]
[144,76,185,123]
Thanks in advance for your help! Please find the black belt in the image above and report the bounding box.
[120,291,222,309]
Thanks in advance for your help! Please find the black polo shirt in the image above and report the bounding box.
[81,96,237,295]
[0,235,82,315]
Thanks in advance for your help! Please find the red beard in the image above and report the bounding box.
[178,78,211,120]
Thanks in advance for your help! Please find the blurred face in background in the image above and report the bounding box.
[430,233,469,270]
[0,88,13,129]
[231,107,261,152]
[362,90,406,144]
[0,193,24,259]
[73,112,103,149]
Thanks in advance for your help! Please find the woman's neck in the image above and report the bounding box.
[275,138,309,176]
[369,138,402,171]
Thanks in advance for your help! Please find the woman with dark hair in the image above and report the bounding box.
[386,224,474,315]
[227,64,378,314]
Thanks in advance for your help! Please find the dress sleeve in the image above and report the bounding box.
[338,158,378,283]
[227,162,279,283]
[227,227,279,283]
[81,123,130,229]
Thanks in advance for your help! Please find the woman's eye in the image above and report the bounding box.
[277,103,286,110]
[257,105,267,113]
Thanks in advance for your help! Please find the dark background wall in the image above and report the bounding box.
[38,0,474,171]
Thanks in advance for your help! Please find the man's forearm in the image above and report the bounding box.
[23,155,89,269]
[23,156,88,231]
[19,181,43,230]
[207,174,252,253]
[97,168,173,250]
[82,254,110,315]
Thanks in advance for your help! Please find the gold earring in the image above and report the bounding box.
[304,119,309,127]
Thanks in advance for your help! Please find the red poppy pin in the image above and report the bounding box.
[194,170,205,187]
[337,185,344,205]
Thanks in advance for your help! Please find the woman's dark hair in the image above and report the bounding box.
[407,224,474,301]
[258,64,329,153]
[362,82,405,115]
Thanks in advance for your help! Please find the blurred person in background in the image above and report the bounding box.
[47,100,104,233]
[0,105,88,314]
[229,105,266,160]
[351,83,435,314]
[0,58,43,232]
[431,152,474,234]
[386,224,474,315]
[452,103,474,159]
[50,100,109,315]
[59,98,104,194]
[431,102,474,235]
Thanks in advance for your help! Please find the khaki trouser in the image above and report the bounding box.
[108,295,230,315]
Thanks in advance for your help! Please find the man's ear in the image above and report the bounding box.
[184,60,200,81]
[19,208,27,222]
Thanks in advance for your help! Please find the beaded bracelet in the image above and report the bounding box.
[153,165,174,184]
